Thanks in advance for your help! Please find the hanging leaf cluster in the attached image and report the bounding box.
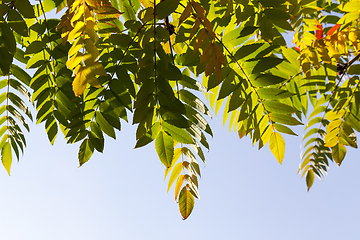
[1,0,360,219]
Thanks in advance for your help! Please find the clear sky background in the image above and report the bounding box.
[0,108,359,240]
[1,1,360,239]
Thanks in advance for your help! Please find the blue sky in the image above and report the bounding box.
[0,112,359,239]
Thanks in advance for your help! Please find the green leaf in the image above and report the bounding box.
[10,64,31,86]
[257,88,295,100]
[178,187,194,220]
[253,74,287,87]
[25,40,47,55]
[162,121,193,144]
[258,0,287,7]
[156,0,179,19]
[185,176,200,199]
[306,168,315,192]
[239,26,258,38]
[273,123,298,136]
[115,66,136,98]
[179,89,211,117]
[251,57,284,74]
[95,112,116,139]
[1,20,16,54]
[118,0,137,21]
[264,101,298,114]
[269,113,303,126]
[347,64,360,75]
[228,87,245,112]
[108,79,132,110]
[8,92,32,120]
[332,143,346,166]
[184,105,213,137]
[264,9,293,30]
[45,116,57,145]
[157,60,183,80]
[15,0,36,18]
[269,131,285,164]
[78,138,94,166]
[155,129,174,167]
[181,147,201,176]
[234,43,265,61]
[7,9,28,37]
[179,75,207,93]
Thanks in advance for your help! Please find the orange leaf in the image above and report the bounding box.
[326,24,340,36]
[315,24,323,40]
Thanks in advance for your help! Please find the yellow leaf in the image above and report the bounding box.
[324,135,339,148]
[174,174,185,201]
[72,65,102,97]
[317,43,331,64]
[73,65,87,96]
[269,131,285,164]
[68,21,85,42]
[85,0,98,8]
[71,5,85,26]
[68,37,84,57]
[84,39,99,61]
[140,0,154,8]
[1,141,12,176]
[167,162,183,192]
[81,66,102,87]
[66,52,84,70]
[164,148,182,179]
[86,28,99,43]
[349,31,357,42]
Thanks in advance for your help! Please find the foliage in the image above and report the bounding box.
[1,0,360,219]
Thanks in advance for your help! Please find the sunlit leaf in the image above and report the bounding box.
[155,129,174,167]
[269,131,285,164]
[306,168,315,192]
[178,187,194,220]
[1,141,11,176]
